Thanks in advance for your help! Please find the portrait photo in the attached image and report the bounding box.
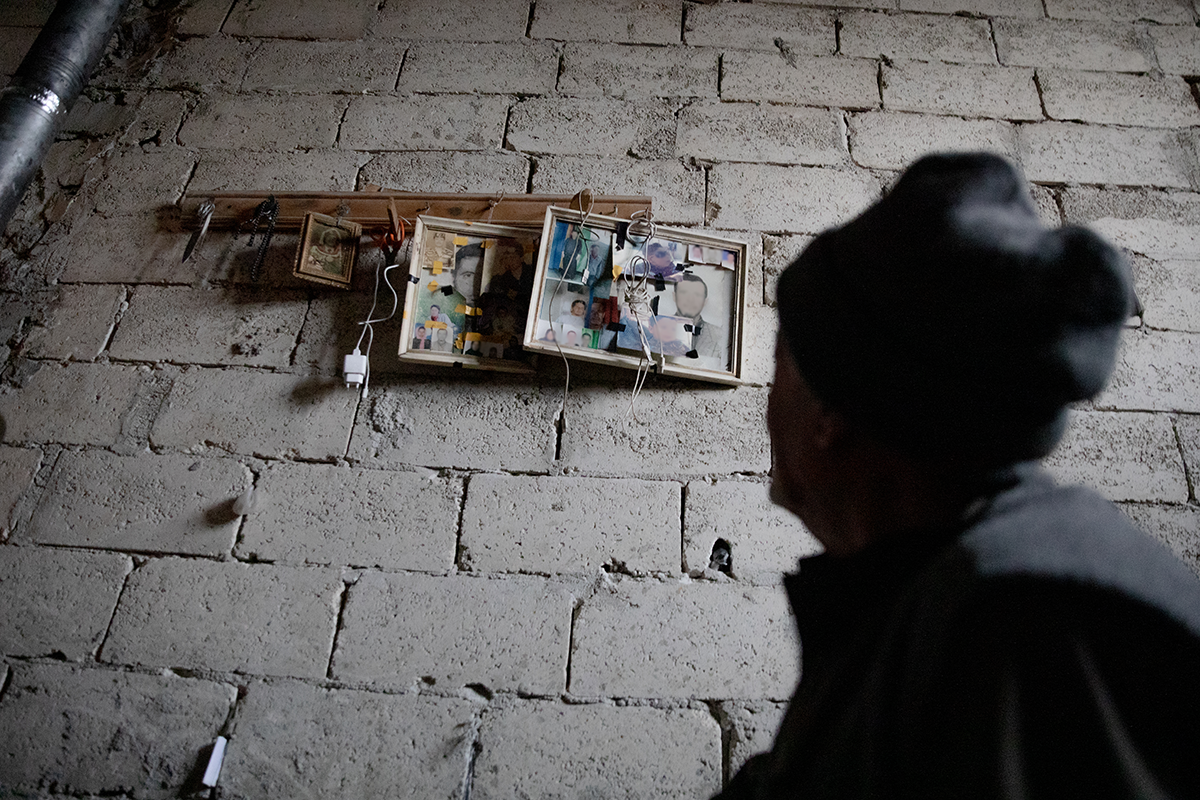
[655,266,735,372]
[293,212,361,288]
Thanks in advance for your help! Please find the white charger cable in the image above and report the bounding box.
[344,251,403,397]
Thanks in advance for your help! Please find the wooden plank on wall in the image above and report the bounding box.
[179,192,654,231]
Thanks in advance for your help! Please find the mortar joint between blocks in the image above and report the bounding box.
[93,554,139,666]
[454,473,473,573]
[1173,417,1197,503]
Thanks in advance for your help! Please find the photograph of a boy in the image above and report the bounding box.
[430,326,454,352]
[555,298,587,329]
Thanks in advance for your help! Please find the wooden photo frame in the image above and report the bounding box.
[293,212,361,288]
[523,207,747,385]
[398,216,541,374]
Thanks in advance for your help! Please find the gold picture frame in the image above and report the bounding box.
[293,212,361,288]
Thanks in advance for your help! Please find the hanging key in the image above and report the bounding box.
[181,198,214,264]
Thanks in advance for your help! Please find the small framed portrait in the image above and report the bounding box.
[523,207,747,385]
[398,216,541,374]
[293,212,361,288]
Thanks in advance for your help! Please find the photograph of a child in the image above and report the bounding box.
[415,236,480,352]
[613,237,686,281]
[555,294,588,332]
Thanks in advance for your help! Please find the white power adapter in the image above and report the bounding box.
[343,348,368,389]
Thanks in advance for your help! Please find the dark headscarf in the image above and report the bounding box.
[776,152,1135,469]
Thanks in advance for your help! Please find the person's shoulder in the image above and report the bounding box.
[953,472,1200,638]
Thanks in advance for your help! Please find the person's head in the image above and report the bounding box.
[430,304,440,318]
[769,153,1135,553]
[318,228,342,254]
[647,241,674,269]
[453,243,484,302]
[674,274,709,318]
[434,328,447,343]
[570,299,586,317]
[415,325,426,338]
[582,332,592,347]
[566,330,578,345]
[496,239,524,274]
[543,328,557,342]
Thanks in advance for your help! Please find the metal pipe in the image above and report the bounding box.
[0,0,129,233]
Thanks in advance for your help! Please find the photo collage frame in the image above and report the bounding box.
[398,217,540,374]
[522,207,746,385]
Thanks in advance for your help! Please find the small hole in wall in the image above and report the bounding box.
[709,539,732,574]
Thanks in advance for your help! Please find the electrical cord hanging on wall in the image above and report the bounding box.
[344,221,410,397]
[547,189,597,434]
[622,209,663,420]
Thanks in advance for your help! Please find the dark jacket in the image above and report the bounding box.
[717,467,1200,800]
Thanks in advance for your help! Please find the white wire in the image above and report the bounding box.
[356,252,403,396]
[547,193,596,430]
[620,211,662,421]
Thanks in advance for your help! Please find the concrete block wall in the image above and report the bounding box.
[0,0,1197,796]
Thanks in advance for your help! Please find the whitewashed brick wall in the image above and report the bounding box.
[1,0,1197,796]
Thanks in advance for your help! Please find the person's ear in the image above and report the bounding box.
[812,404,849,451]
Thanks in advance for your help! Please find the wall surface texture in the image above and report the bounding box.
[1,0,1198,797]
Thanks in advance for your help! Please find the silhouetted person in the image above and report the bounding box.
[717,153,1200,800]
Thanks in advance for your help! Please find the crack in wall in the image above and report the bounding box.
[394,45,409,92]
[706,700,735,789]
[324,579,352,680]
[525,1,537,39]
[229,462,261,563]
[459,712,484,800]
[679,482,688,574]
